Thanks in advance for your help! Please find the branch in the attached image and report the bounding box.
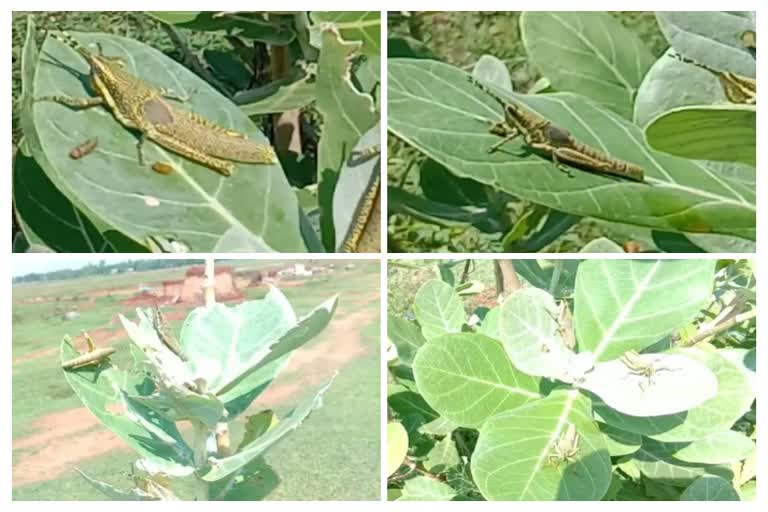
[686,309,756,346]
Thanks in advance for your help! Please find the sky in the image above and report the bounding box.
[11,256,132,277]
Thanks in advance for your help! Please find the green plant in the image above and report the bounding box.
[388,259,756,501]
[60,286,338,500]
[388,11,755,253]
[14,11,380,253]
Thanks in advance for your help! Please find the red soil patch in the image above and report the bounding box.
[12,295,380,488]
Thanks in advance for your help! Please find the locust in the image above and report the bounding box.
[151,303,187,361]
[69,137,98,159]
[339,146,381,253]
[61,332,116,370]
[619,350,678,391]
[35,30,278,176]
[547,423,580,468]
[469,77,645,182]
[671,52,756,105]
[548,300,576,350]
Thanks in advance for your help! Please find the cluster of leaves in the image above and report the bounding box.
[60,287,338,500]
[387,11,755,253]
[388,259,756,501]
[13,11,380,253]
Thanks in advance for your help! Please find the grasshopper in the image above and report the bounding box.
[547,300,576,350]
[619,350,678,391]
[35,30,277,176]
[339,146,381,253]
[61,332,116,370]
[469,77,645,182]
[671,53,756,105]
[547,423,580,468]
[151,303,187,361]
[69,137,98,159]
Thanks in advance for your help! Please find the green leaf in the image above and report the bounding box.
[655,430,754,465]
[125,387,225,430]
[599,423,641,457]
[472,55,512,92]
[412,279,465,340]
[332,122,380,251]
[521,11,655,119]
[595,347,755,442]
[397,476,456,501]
[682,475,740,501]
[237,410,278,452]
[310,12,381,56]
[655,12,755,77]
[60,337,195,472]
[645,105,755,166]
[387,422,409,477]
[200,378,333,481]
[423,435,460,474]
[573,260,715,360]
[631,437,733,486]
[23,31,305,252]
[236,74,317,115]
[580,237,624,252]
[179,289,337,395]
[13,151,117,252]
[413,333,541,428]
[498,287,576,380]
[388,314,427,366]
[471,390,612,500]
[147,11,296,45]
[315,26,377,249]
[388,59,755,240]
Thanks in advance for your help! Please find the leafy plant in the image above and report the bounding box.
[60,286,338,500]
[387,11,755,253]
[388,259,756,501]
[13,11,380,253]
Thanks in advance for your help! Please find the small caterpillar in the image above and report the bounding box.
[69,137,98,159]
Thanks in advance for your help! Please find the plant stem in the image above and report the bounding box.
[191,420,211,500]
[685,309,756,346]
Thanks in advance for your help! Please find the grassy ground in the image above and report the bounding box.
[387,11,668,253]
[12,260,380,500]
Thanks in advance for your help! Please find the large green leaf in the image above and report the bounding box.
[387,422,409,477]
[471,390,612,500]
[235,73,316,115]
[315,26,377,249]
[388,59,755,240]
[573,260,715,361]
[654,430,754,465]
[397,476,456,501]
[681,475,740,501]
[199,378,333,481]
[521,11,655,119]
[595,347,755,442]
[60,337,195,473]
[310,12,381,56]
[23,31,305,252]
[412,279,464,340]
[387,314,427,366]
[631,437,733,486]
[645,105,755,166]
[655,12,755,78]
[13,151,116,252]
[178,288,337,395]
[412,333,541,428]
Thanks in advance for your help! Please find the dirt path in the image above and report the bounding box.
[12,295,380,488]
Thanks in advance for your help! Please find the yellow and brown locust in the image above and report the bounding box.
[151,303,187,361]
[469,77,645,182]
[339,145,381,253]
[61,332,116,370]
[35,30,278,176]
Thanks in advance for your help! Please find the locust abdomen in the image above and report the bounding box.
[62,347,116,370]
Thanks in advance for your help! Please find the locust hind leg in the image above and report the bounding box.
[34,96,104,108]
[183,110,248,139]
[544,146,574,177]
[146,131,235,176]
[486,123,522,154]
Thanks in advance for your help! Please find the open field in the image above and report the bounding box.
[12,259,381,500]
